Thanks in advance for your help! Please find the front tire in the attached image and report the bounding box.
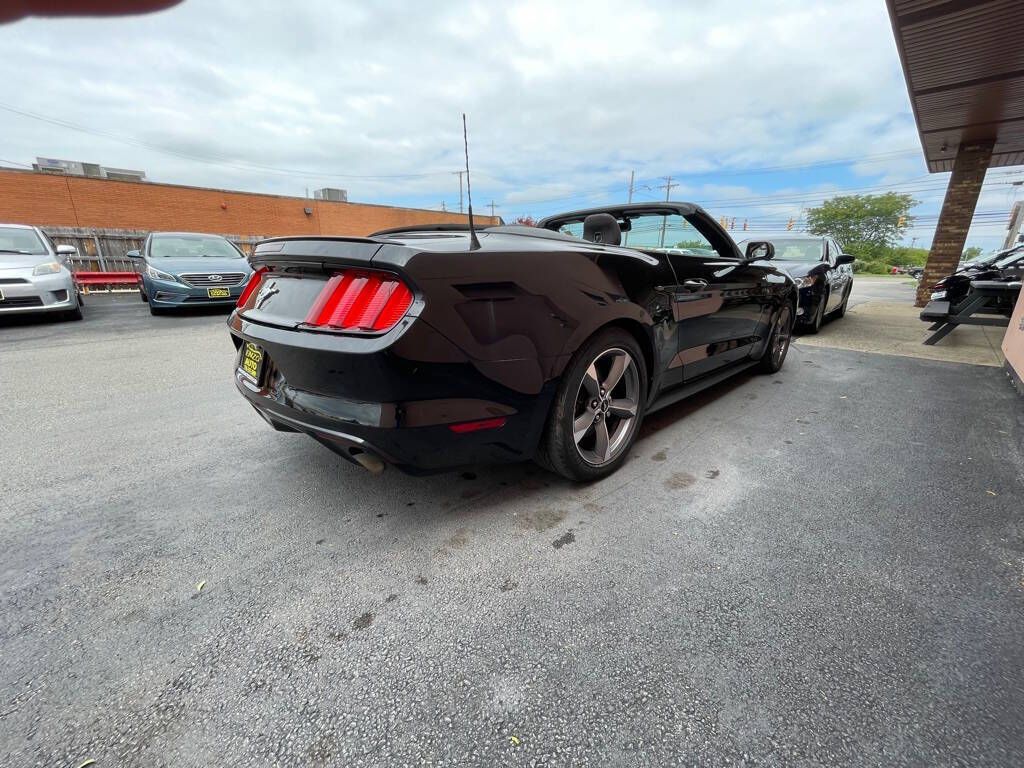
[759,303,793,374]
[149,304,166,316]
[832,285,850,318]
[800,291,826,334]
[536,328,647,482]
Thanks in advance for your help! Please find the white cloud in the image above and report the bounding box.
[7,0,998,243]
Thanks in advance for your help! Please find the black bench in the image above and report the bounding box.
[920,280,1021,345]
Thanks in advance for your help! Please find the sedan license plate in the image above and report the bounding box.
[930,290,947,300]
[208,287,230,298]
[239,342,265,385]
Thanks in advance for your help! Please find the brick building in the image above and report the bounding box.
[0,168,499,238]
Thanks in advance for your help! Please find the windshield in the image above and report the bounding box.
[764,238,823,262]
[150,235,242,259]
[556,212,722,256]
[0,226,47,255]
[994,249,1024,269]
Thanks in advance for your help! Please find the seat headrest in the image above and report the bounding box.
[582,213,621,246]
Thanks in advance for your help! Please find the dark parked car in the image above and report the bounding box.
[737,235,854,333]
[930,244,1024,308]
[127,232,254,315]
[228,203,797,481]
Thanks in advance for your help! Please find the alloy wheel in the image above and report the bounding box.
[572,347,640,466]
[772,305,793,366]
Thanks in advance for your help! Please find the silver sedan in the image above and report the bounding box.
[0,223,83,320]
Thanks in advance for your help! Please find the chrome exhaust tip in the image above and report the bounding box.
[350,449,385,475]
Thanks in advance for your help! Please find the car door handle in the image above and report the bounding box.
[682,279,709,292]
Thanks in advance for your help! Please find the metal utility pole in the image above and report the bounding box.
[657,176,679,248]
[488,200,499,218]
[1003,198,1024,249]
[452,171,465,213]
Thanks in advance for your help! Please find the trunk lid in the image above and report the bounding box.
[241,238,404,330]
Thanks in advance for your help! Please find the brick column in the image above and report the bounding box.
[916,141,994,306]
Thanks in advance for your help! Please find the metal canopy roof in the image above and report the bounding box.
[887,0,1024,171]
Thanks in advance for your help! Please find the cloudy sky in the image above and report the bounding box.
[2,0,1021,250]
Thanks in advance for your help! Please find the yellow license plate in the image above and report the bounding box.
[240,342,264,384]
[207,287,230,298]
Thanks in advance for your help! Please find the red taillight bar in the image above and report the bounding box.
[237,267,269,308]
[305,269,413,332]
[448,417,507,433]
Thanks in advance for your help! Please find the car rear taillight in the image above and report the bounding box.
[305,269,413,332]
[932,278,947,290]
[237,267,268,308]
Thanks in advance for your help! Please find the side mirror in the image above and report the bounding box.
[836,253,855,266]
[56,244,78,256]
[125,250,141,258]
[745,241,775,261]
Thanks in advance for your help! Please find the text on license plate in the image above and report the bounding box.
[240,342,264,384]
[208,287,230,298]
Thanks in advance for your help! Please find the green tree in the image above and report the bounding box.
[962,246,982,260]
[805,193,917,261]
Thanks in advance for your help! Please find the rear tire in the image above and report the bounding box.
[759,303,793,374]
[65,304,83,321]
[140,289,148,302]
[536,328,647,482]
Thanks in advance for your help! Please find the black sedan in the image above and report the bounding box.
[930,244,1024,308]
[228,203,797,481]
[739,235,855,333]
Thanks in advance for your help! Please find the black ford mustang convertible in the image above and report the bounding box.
[228,203,796,481]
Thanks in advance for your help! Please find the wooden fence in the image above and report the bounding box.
[41,227,268,274]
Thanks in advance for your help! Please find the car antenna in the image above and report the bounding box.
[462,113,481,250]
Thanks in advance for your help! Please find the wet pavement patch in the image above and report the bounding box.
[651,450,667,461]
[705,469,720,479]
[552,530,575,549]
[415,575,428,585]
[665,471,696,490]
[385,594,398,603]
[352,612,374,630]
[315,538,326,545]
[499,577,518,592]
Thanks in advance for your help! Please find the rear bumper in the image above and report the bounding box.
[228,312,556,473]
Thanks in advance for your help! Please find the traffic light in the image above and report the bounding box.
[787,217,794,231]
[743,219,748,230]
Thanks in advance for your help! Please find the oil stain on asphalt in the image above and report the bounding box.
[353,612,374,630]
[665,471,697,490]
[651,449,667,461]
[517,508,567,532]
[552,530,575,549]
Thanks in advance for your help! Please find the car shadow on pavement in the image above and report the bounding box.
[268,363,769,540]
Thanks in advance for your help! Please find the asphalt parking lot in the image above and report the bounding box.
[2,291,1023,767]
